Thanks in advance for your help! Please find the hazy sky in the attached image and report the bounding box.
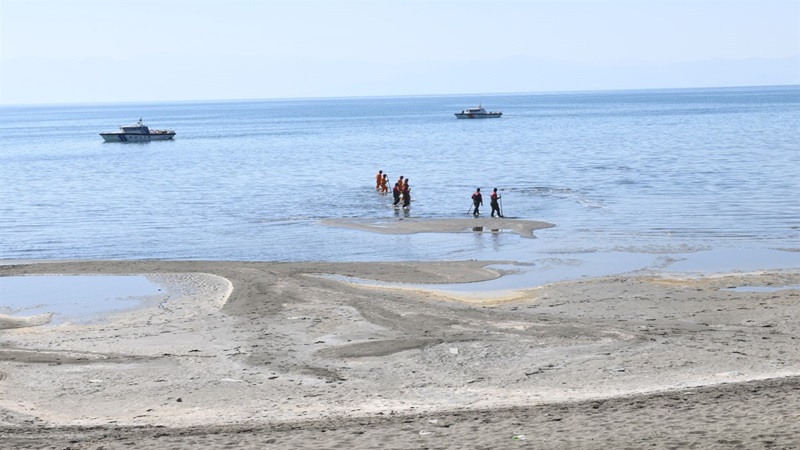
[1,0,798,105]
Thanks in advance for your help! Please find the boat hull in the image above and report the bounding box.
[454,113,502,119]
[100,132,176,142]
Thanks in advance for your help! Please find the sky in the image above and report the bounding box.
[1,0,798,105]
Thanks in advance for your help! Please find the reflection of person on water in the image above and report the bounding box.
[471,188,483,216]
[402,179,411,208]
[490,187,503,217]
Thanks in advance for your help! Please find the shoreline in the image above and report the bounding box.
[2,260,800,447]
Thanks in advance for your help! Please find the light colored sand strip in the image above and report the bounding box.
[320,217,555,238]
[0,313,53,330]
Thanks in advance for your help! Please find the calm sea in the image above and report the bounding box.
[1,86,798,280]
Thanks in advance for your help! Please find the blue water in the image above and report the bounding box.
[1,86,798,275]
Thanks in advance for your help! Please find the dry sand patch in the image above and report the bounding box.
[1,261,799,447]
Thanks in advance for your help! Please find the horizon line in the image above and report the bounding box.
[1,83,797,109]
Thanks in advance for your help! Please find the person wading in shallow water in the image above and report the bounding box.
[381,174,389,194]
[402,178,411,209]
[393,182,402,207]
[375,170,383,190]
[472,188,483,216]
[490,188,503,218]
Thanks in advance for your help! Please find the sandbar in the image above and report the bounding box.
[320,217,555,238]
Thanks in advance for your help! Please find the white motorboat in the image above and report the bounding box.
[100,119,176,142]
[454,104,502,119]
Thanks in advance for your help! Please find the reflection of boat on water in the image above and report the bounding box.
[454,104,502,119]
[100,119,176,142]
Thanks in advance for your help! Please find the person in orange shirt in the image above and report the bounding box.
[392,182,402,206]
[490,188,503,217]
[375,170,383,190]
[381,174,389,194]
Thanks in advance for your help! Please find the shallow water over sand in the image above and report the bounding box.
[0,275,163,323]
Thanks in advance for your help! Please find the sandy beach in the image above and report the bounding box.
[2,219,800,448]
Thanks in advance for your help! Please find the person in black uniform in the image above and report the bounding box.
[402,179,411,209]
[471,188,483,216]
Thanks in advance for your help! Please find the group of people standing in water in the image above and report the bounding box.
[471,187,503,218]
[375,170,503,217]
[375,170,411,209]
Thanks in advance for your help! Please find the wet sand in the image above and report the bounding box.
[321,217,555,238]
[2,256,800,448]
